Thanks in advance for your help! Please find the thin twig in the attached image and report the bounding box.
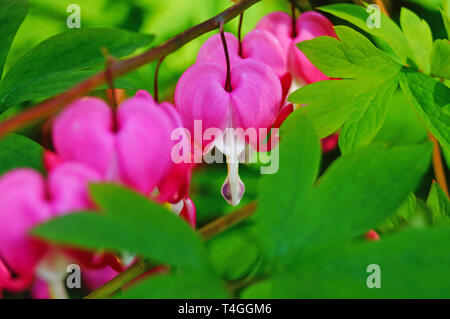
[238,13,244,57]
[83,201,257,299]
[374,0,388,16]
[429,134,449,198]
[219,21,233,92]
[153,56,165,104]
[0,0,261,138]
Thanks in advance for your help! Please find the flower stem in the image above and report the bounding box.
[429,133,449,198]
[238,13,244,57]
[153,56,165,104]
[290,1,297,38]
[83,201,257,299]
[374,0,389,16]
[219,21,233,92]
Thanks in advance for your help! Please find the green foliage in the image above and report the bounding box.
[255,112,432,271]
[243,228,450,298]
[399,70,450,151]
[290,26,401,153]
[400,8,433,73]
[291,4,450,156]
[33,184,212,272]
[116,272,229,299]
[0,0,29,79]
[255,112,321,265]
[0,28,154,112]
[375,193,429,233]
[430,39,450,79]
[441,0,450,37]
[0,133,43,176]
[427,182,450,224]
[207,226,261,282]
[373,90,428,146]
[318,3,413,63]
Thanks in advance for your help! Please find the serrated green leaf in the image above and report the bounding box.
[427,182,450,224]
[0,28,154,112]
[318,4,412,62]
[430,39,450,79]
[297,26,401,80]
[338,75,398,153]
[290,26,401,153]
[399,70,450,150]
[400,8,433,73]
[116,272,229,299]
[33,184,212,271]
[0,133,43,175]
[249,228,450,298]
[0,0,29,80]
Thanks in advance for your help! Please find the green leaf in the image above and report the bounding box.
[248,228,450,298]
[0,133,43,176]
[33,184,212,271]
[427,182,450,224]
[399,70,450,150]
[0,0,29,80]
[293,142,432,253]
[441,0,450,38]
[207,226,260,281]
[373,90,428,146]
[290,26,401,153]
[255,111,432,270]
[375,193,429,233]
[255,112,321,264]
[116,272,229,299]
[297,26,401,80]
[318,4,412,63]
[400,8,433,73]
[338,75,398,153]
[430,40,450,79]
[0,28,154,112]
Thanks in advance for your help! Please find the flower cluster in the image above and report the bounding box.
[176,10,337,206]
[0,9,337,298]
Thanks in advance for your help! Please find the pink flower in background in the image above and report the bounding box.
[197,29,292,100]
[0,163,100,293]
[51,90,192,204]
[256,11,337,84]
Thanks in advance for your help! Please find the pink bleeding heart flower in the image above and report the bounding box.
[365,230,380,241]
[256,11,337,84]
[51,90,192,203]
[176,27,283,206]
[0,162,100,293]
[197,30,292,100]
[321,132,339,153]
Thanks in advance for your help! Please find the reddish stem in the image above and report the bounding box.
[153,56,165,104]
[219,21,233,92]
[291,1,297,38]
[238,13,244,57]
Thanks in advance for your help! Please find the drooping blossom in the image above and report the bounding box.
[176,26,283,205]
[197,29,292,100]
[50,90,193,207]
[0,163,101,295]
[256,11,337,84]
